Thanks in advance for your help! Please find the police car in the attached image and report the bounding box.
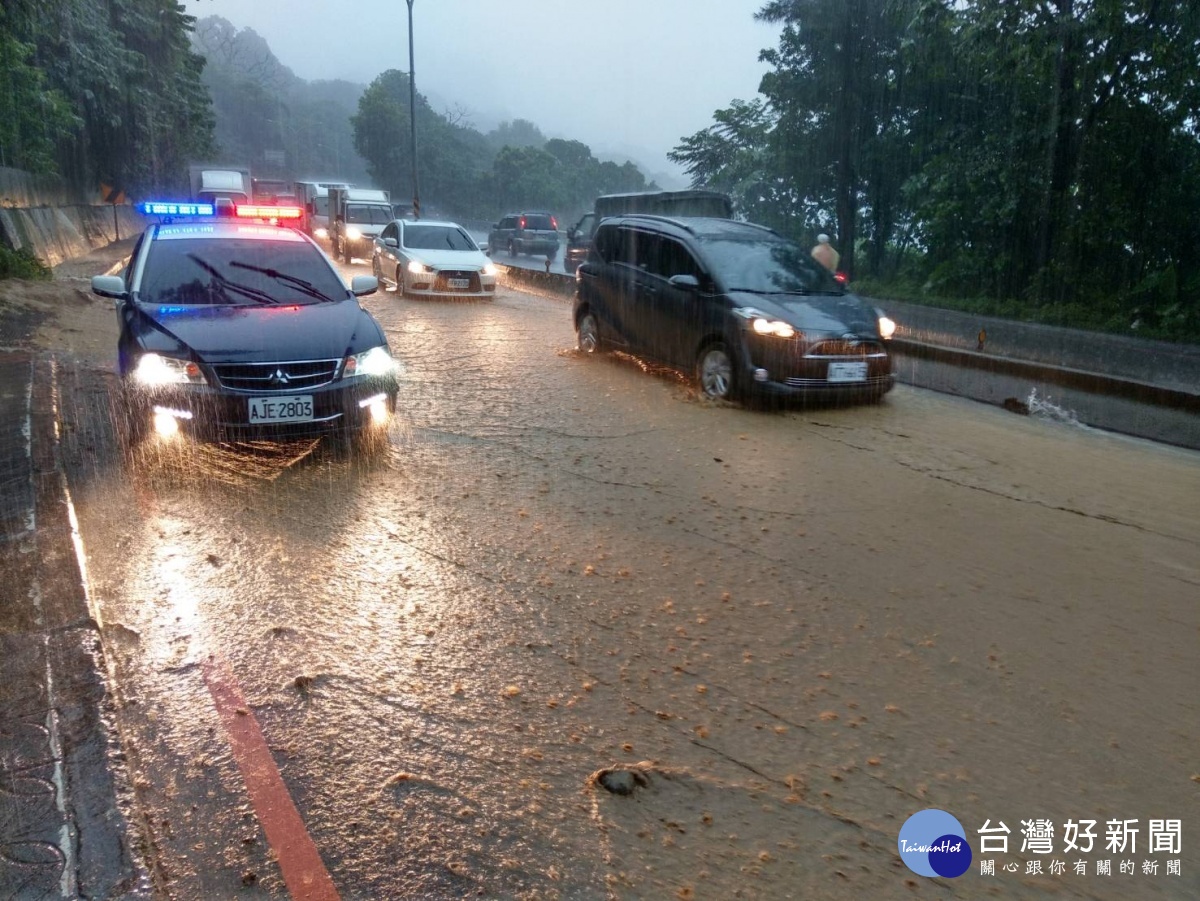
[91,200,399,446]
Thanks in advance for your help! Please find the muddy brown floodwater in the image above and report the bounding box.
[5,248,1198,900]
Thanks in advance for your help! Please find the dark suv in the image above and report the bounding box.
[489,212,559,257]
[573,215,895,402]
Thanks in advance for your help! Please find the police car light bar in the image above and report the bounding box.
[138,201,215,217]
[235,205,303,220]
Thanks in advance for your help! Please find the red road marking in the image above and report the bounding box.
[202,656,341,900]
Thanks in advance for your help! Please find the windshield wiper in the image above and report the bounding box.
[229,260,333,302]
[185,253,283,305]
[732,288,814,296]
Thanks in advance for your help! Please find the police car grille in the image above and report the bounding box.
[213,360,340,391]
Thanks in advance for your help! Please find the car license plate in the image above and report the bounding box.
[448,278,470,289]
[827,361,868,383]
[248,395,314,423]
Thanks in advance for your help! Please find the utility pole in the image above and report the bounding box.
[406,0,420,219]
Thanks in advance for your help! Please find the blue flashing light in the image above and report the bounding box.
[139,201,215,217]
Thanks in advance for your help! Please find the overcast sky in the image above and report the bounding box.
[181,0,779,184]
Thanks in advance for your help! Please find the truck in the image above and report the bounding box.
[251,177,295,204]
[328,186,393,264]
[188,165,252,208]
[563,189,734,273]
[294,179,353,241]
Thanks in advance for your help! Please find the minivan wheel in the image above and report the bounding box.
[697,343,736,400]
[577,311,603,354]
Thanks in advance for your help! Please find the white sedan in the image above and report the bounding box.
[371,219,498,299]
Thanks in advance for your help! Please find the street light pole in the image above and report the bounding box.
[406,0,420,219]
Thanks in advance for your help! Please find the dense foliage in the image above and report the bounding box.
[672,0,1200,340]
[0,0,214,198]
[350,71,657,222]
[0,244,53,281]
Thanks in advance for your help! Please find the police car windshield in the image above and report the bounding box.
[138,238,347,306]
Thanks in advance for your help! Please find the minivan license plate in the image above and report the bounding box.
[248,395,314,423]
[827,362,868,383]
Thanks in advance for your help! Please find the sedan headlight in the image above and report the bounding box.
[345,226,363,241]
[407,260,433,275]
[132,353,205,386]
[877,313,897,339]
[482,263,499,277]
[314,227,329,239]
[343,346,397,378]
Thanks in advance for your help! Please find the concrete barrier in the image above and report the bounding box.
[0,204,146,270]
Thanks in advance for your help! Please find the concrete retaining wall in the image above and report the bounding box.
[0,205,146,270]
[0,166,147,270]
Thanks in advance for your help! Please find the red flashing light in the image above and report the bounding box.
[834,271,849,284]
[551,216,558,230]
[519,217,526,229]
[235,205,303,221]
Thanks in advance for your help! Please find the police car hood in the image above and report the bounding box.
[727,289,879,337]
[138,299,373,362]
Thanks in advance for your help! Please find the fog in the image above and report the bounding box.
[182,0,779,183]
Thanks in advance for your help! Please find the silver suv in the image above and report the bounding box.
[489,212,559,257]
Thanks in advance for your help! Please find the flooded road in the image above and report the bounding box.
[51,265,1199,900]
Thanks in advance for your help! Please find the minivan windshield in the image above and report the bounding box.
[703,236,844,295]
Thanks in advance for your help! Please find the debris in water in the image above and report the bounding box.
[590,766,649,796]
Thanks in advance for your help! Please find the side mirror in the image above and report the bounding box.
[668,274,701,291]
[384,237,398,248]
[567,227,577,240]
[91,275,127,300]
[350,275,378,297]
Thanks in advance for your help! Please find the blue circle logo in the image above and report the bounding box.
[898,809,972,878]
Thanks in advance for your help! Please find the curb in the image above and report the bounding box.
[0,354,151,899]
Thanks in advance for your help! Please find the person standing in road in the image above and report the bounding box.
[811,233,840,272]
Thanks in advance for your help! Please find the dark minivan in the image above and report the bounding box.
[573,215,896,402]
[489,212,560,257]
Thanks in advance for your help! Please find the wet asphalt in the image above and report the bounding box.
[45,259,1200,900]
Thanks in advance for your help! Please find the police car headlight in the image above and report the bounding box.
[133,353,206,386]
[343,346,396,378]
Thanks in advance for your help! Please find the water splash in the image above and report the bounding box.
[1026,388,1081,426]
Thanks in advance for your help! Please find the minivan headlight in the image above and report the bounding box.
[346,226,363,240]
[751,317,797,339]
